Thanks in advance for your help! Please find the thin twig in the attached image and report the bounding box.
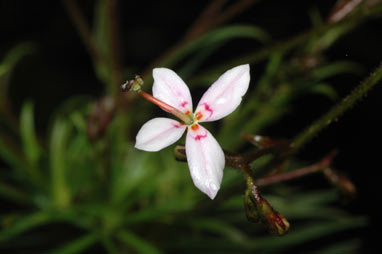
[106,0,124,88]
[175,145,339,188]
[183,0,228,42]
[213,0,259,30]
[327,0,363,23]
[62,0,104,64]
[255,150,337,187]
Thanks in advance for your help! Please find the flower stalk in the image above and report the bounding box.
[245,185,290,236]
[121,75,194,125]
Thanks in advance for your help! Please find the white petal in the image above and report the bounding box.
[152,68,193,114]
[186,124,225,199]
[135,118,186,152]
[195,64,250,122]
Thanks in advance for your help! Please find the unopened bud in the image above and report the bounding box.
[245,186,290,236]
[241,134,291,151]
[244,189,259,223]
[258,199,290,236]
[174,145,187,161]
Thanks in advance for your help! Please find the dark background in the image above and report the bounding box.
[1,0,381,252]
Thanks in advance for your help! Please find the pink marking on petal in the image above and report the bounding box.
[195,133,207,141]
[188,124,208,141]
[203,103,213,118]
[181,101,188,107]
[195,103,214,121]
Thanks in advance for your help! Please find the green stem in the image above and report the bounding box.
[292,64,382,152]
[0,212,51,242]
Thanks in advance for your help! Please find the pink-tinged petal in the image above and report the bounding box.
[135,118,186,152]
[195,64,250,122]
[152,68,193,114]
[186,124,225,199]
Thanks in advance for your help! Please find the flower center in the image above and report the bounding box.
[190,123,199,131]
[195,111,203,121]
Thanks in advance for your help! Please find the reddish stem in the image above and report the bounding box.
[138,90,174,113]
[138,90,193,125]
[255,150,337,187]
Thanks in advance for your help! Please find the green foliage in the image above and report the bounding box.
[1,1,381,253]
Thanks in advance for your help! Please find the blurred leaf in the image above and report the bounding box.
[124,199,193,225]
[0,181,29,204]
[110,143,149,204]
[308,83,338,100]
[193,5,382,81]
[0,132,30,176]
[0,130,43,190]
[248,217,367,251]
[118,230,161,254]
[20,101,43,166]
[265,190,347,220]
[99,235,119,254]
[92,0,113,90]
[311,239,363,254]
[92,0,109,59]
[155,25,269,84]
[49,118,72,208]
[308,7,324,28]
[307,22,356,53]
[0,43,33,109]
[187,218,250,246]
[70,111,87,133]
[48,232,98,254]
[311,61,363,80]
[178,43,223,79]
[0,212,51,243]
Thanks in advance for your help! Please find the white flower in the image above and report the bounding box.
[135,64,250,199]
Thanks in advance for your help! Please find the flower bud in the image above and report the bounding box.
[245,186,290,236]
[257,198,290,236]
[241,134,292,152]
[244,189,260,223]
[174,145,187,162]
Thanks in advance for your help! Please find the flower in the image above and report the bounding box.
[135,64,250,199]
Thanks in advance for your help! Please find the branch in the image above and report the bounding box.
[106,0,124,87]
[255,150,337,187]
[62,0,105,64]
